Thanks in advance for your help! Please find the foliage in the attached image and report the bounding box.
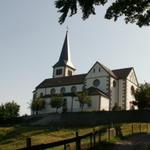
[134,82,150,110]
[50,95,63,112]
[112,103,121,111]
[31,98,45,115]
[76,91,91,111]
[55,0,150,27]
[0,101,20,120]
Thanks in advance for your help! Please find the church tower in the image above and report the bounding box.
[53,31,76,78]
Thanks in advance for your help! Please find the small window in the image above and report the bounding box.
[93,79,100,87]
[68,70,72,76]
[93,68,95,73]
[71,86,77,93]
[113,80,116,87]
[131,86,135,95]
[56,69,62,75]
[60,87,66,94]
[51,88,56,95]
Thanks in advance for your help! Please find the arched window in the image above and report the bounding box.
[93,79,100,87]
[51,88,56,95]
[113,80,116,87]
[131,86,135,95]
[71,86,77,93]
[60,87,66,94]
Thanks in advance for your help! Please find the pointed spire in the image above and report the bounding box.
[53,31,75,70]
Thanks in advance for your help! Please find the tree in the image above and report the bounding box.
[133,82,150,110]
[76,91,91,111]
[31,98,45,115]
[50,95,63,112]
[112,103,121,111]
[55,0,150,27]
[0,101,20,120]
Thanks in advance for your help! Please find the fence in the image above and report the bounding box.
[17,126,115,150]
[17,123,150,150]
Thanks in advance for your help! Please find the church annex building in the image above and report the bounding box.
[33,31,139,114]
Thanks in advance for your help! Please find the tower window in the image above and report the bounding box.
[56,69,62,75]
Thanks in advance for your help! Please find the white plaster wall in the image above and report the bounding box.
[118,79,126,109]
[126,80,138,110]
[86,77,108,93]
[86,62,108,78]
[100,96,109,111]
[110,77,119,108]
[127,69,138,85]
[43,84,83,95]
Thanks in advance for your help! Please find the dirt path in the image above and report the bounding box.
[110,134,150,150]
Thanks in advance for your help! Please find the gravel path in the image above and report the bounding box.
[110,134,150,150]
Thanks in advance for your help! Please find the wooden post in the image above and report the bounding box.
[139,123,142,134]
[64,144,67,150]
[26,138,31,148]
[98,130,101,143]
[131,123,134,135]
[93,128,96,146]
[76,131,80,150]
[90,134,93,148]
[107,128,110,141]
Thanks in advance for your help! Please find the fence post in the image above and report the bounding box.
[98,130,101,143]
[89,133,93,148]
[26,138,31,148]
[139,123,142,134]
[131,123,134,135]
[76,131,80,150]
[107,127,110,141]
[64,144,67,150]
[93,128,96,146]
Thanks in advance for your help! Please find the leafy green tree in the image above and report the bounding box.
[112,103,121,111]
[55,0,150,27]
[76,91,91,111]
[134,82,150,110]
[50,95,63,112]
[31,98,45,115]
[0,101,20,120]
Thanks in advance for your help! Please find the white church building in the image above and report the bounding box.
[33,31,139,114]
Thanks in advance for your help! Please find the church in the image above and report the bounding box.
[33,31,139,114]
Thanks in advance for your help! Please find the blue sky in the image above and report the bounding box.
[0,0,150,115]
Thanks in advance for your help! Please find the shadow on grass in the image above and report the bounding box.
[88,142,115,150]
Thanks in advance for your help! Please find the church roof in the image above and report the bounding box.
[53,31,75,70]
[87,87,109,98]
[112,67,133,79]
[36,74,86,89]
